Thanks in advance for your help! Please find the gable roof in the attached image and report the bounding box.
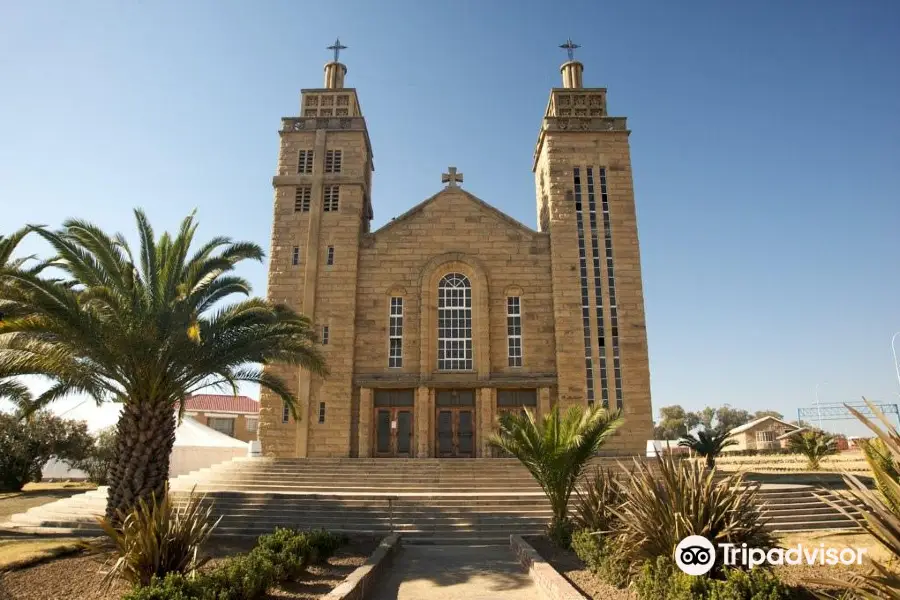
[184,394,259,415]
[728,416,800,436]
[372,187,538,237]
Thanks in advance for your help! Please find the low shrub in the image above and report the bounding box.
[632,557,792,600]
[121,527,348,600]
[570,530,630,588]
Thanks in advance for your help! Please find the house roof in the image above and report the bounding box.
[728,416,800,436]
[183,394,259,415]
[776,427,806,440]
[372,187,538,237]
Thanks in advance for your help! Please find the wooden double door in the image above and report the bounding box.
[435,390,476,458]
[374,390,414,458]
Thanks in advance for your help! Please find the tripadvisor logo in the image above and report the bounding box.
[675,536,868,576]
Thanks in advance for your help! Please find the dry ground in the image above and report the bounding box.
[0,536,378,600]
[0,482,97,525]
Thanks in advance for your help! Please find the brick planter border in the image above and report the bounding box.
[510,534,586,600]
[323,533,400,600]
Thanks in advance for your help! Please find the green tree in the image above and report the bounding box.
[712,404,753,433]
[653,405,689,440]
[678,428,737,469]
[788,429,837,470]
[489,405,623,546]
[73,426,117,485]
[0,211,326,519]
[0,410,95,491]
[753,410,783,420]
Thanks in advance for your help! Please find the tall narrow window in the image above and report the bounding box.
[324,150,342,173]
[437,273,472,371]
[389,297,403,368]
[507,296,522,367]
[297,150,314,174]
[294,186,311,212]
[323,185,340,212]
[322,325,329,345]
[599,168,623,409]
[282,401,290,423]
[291,246,300,266]
[326,246,334,266]
[586,168,609,407]
[574,168,595,405]
[318,402,326,424]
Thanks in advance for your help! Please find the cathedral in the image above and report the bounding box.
[258,41,653,458]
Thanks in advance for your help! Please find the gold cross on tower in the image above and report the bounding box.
[441,166,464,188]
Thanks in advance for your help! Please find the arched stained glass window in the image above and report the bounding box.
[437,273,472,370]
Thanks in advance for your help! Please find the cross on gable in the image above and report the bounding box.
[442,166,463,188]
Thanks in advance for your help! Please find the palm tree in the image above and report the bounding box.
[489,404,623,545]
[787,429,837,470]
[678,428,737,469]
[0,210,326,520]
[0,379,34,417]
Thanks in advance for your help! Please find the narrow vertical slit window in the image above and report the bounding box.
[326,246,334,266]
[322,325,329,345]
[297,150,314,174]
[507,296,522,367]
[294,186,311,212]
[323,185,340,212]
[282,401,290,423]
[599,168,623,409]
[318,402,326,424]
[324,150,342,173]
[291,246,300,266]
[389,297,403,368]
[586,168,609,408]
[574,168,595,406]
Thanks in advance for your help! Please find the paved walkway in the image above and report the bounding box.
[369,544,543,600]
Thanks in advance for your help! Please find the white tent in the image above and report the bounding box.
[170,417,249,477]
[42,416,249,480]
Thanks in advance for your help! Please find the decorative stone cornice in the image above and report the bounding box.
[353,373,558,389]
[532,116,629,172]
[281,116,364,132]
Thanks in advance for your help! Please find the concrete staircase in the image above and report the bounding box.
[1,458,863,542]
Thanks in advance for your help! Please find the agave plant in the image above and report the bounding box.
[809,398,900,598]
[613,453,775,569]
[574,466,626,534]
[0,211,326,520]
[787,429,837,470]
[678,428,736,469]
[98,484,219,587]
[489,405,623,545]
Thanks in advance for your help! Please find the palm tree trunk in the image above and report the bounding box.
[105,399,176,522]
[706,455,715,469]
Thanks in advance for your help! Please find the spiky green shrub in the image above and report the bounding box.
[489,404,623,547]
[808,398,900,597]
[633,557,791,600]
[574,466,625,533]
[612,454,775,570]
[99,485,219,587]
[677,428,737,469]
[787,429,838,470]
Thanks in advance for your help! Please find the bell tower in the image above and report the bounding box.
[534,40,653,453]
[259,39,374,457]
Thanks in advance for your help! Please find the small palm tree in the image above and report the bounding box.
[678,428,736,469]
[0,210,326,520]
[489,404,623,545]
[787,429,837,470]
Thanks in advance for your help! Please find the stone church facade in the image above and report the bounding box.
[258,50,653,458]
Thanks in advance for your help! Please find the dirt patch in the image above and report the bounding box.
[0,482,97,526]
[0,536,379,600]
[525,536,634,600]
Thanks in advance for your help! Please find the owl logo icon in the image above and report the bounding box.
[675,535,716,575]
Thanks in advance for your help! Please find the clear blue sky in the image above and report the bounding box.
[1,0,898,434]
